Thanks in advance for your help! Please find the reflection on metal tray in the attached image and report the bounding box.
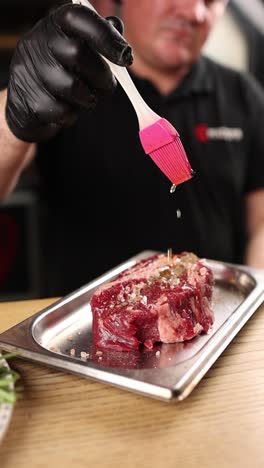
[0,250,264,402]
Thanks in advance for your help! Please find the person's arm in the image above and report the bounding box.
[240,72,264,268]
[0,3,132,200]
[244,189,264,268]
[0,89,36,199]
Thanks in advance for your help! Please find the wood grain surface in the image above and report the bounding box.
[0,298,263,468]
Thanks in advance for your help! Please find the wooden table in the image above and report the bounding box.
[0,298,263,468]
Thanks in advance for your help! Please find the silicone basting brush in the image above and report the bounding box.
[73,0,194,189]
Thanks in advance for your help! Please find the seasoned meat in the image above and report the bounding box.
[90,252,214,351]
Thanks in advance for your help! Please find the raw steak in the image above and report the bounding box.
[90,252,214,351]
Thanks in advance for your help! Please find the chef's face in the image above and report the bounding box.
[122,0,228,71]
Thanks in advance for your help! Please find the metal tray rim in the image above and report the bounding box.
[0,251,264,402]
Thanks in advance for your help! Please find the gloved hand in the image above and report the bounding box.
[5,3,133,142]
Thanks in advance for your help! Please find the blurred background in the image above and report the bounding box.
[0,0,263,301]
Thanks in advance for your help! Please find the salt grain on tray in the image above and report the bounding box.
[49,345,59,353]
[80,351,90,360]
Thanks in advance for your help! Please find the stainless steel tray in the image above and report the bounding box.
[0,250,264,403]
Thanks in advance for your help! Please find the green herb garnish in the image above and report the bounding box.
[0,353,22,404]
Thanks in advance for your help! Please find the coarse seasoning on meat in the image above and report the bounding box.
[90,252,214,352]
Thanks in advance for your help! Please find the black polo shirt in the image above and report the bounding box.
[37,56,264,296]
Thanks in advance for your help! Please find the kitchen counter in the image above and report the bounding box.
[0,297,264,468]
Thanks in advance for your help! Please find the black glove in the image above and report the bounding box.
[6,3,133,142]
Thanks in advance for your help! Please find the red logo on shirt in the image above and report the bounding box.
[194,124,243,143]
[194,124,208,143]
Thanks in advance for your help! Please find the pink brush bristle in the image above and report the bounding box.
[139,118,193,186]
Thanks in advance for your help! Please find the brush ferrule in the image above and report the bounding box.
[139,118,179,154]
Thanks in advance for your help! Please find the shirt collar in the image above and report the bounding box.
[130,56,214,101]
